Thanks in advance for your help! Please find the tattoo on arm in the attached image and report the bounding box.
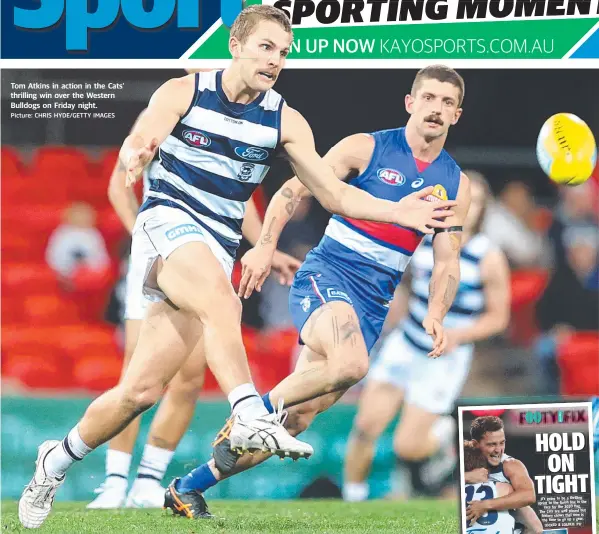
[281,187,300,217]
[449,233,462,251]
[260,217,276,245]
[429,280,436,301]
[443,275,458,310]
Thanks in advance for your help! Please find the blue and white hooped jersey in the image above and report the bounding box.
[140,70,284,257]
[307,127,462,308]
[465,481,515,534]
[401,233,494,356]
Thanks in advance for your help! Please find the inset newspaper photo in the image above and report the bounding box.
[459,402,596,534]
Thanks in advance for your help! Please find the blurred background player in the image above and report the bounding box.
[163,64,469,518]
[463,441,516,534]
[88,116,301,509]
[343,171,510,502]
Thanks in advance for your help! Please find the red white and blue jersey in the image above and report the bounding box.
[308,127,462,306]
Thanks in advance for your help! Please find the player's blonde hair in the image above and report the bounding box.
[230,5,293,44]
[412,65,465,106]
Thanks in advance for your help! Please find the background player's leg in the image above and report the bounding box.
[393,403,456,498]
[267,301,369,409]
[126,338,206,508]
[343,380,404,502]
[87,319,144,509]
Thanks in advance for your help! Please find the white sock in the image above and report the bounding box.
[105,449,131,487]
[431,415,456,449]
[135,444,174,484]
[228,383,268,420]
[343,482,369,502]
[44,426,93,479]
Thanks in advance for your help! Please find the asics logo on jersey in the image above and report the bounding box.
[183,129,211,148]
[235,146,269,161]
[166,224,202,240]
[377,168,405,186]
[411,177,424,188]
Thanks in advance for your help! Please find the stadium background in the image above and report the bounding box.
[2,69,598,504]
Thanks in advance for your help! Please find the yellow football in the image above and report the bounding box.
[536,113,597,186]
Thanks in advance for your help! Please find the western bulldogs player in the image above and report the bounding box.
[343,171,511,502]
[162,64,471,518]
[20,7,455,528]
[89,108,301,510]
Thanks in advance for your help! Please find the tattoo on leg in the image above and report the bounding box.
[340,315,359,347]
[332,316,340,348]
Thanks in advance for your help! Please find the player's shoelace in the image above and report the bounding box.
[269,398,288,428]
[25,481,57,508]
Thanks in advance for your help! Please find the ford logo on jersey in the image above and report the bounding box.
[235,146,269,161]
[183,129,211,148]
[377,168,405,186]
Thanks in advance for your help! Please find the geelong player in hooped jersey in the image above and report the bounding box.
[166,65,473,518]
[19,7,456,528]
[463,441,517,534]
[343,171,511,503]
[465,417,542,534]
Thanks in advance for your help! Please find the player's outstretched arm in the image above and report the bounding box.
[119,74,196,187]
[466,459,536,523]
[280,106,457,230]
[107,158,140,234]
[108,110,148,233]
[446,247,510,351]
[425,173,471,357]
[238,131,374,298]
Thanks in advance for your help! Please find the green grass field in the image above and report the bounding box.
[2,499,459,533]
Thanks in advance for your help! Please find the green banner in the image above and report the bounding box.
[191,18,598,59]
[1,397,398,502]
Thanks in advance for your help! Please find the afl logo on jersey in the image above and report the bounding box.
[235,146,269,161]
[183,129,211,148]
[377,168,405,186]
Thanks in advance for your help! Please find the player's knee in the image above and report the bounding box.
[333,358,369,390]
[168,374,204,405]
[120,384,162,416]
[352,415,383,443]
